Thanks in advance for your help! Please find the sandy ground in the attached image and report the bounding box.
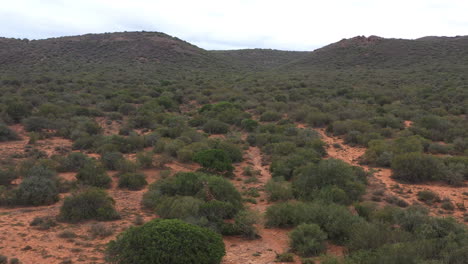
[223,144,300,264]
[0,125,72,162]
[0,169,162,264]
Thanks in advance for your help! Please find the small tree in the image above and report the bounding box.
[76,162,112,188]
[106,219,225,264]
[290,223,327,257]
[118,173,147,190]
[392,153,443,183]
[193,149,234,174]
[0,123,19,141]
[13,176,59,206]
[59,188,120,222]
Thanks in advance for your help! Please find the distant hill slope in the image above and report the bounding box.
[1,32,468,83]
[0,32,230,82]
[287,35,468,70]
[210,49,308,70]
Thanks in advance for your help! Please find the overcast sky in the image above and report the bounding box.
[1,0,467,50]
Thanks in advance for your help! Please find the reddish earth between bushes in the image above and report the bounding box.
[0,122,466,264]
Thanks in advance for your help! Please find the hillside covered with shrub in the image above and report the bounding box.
[0,31,467,264]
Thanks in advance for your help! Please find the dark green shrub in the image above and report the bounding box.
[193,149,234,174]
[23,116,50,132]
[88,222,114,238]
[241,119,259,132]
[143,172,242,211]
[155,196,204,220]
[265,179,293,202]
[25,164,57,178]
[13,176,59,206]
[232,210,259,239]
[76,162,112,188]
[59,188,120,222]
[417,190,440,205]
[136,151,153,168]
[213,141,243,163]
[260,111,282,122]
[275,253,295,262]
[293,159,366,203]
[203,120,229,134]
[265,202,361,244]
[0,123,19,141]
[0,168,17,186]
[106,219,225,264]
[392,153,443,183]
[57,152,90,172]
[118,173,147,190]
[30,216,58,230]
[441,199,455,211]
[101,152,124,170]
[0,255,6,264]
[290,223,327,257]
[200,200,237,221]
[354,202,378,220]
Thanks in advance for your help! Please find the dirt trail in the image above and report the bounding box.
[223,144,300,264]
[311,126,468,221]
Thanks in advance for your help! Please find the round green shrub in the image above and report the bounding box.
[57,152,90,172]
[106,219,225,264]
[101,151,124,170]
[59,188,120,222]
[203,120,229,134]
[76,162,112,188]
[0,123,19,141]
[391,153,443,183]
[118,173,147,190]
[0,168,18,186]
[193,149,234,174]
[290,223,327,257]
[13,176,59,206]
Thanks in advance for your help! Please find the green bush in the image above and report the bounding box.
[143,172,242,211]
[232,210,259,239]
[30,216,58,230]
[155,196,204,220]
[391,153,443,183]
[200,200,237,221]
[59,188,120,222]
[293,159,366,203]
[57,152,90,172]
[265,201,361,244]
[265,178,293,202]
[417,190,440,205]
[76,162,112,188]
[193,149,234,174]
[118,173,147,190]
[106,219,225,264]
[0,123,19,141]
[101,152,125,170]
[241,119,259,132]
[136,151,154,168]
[203,120,229,134]
[290,223,327,257]
[0,168,17,186]
[260,111,282,122]
[12,176,59,206]
[275,253,295,262]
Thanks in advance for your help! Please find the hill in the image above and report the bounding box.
[287,35,468,69]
